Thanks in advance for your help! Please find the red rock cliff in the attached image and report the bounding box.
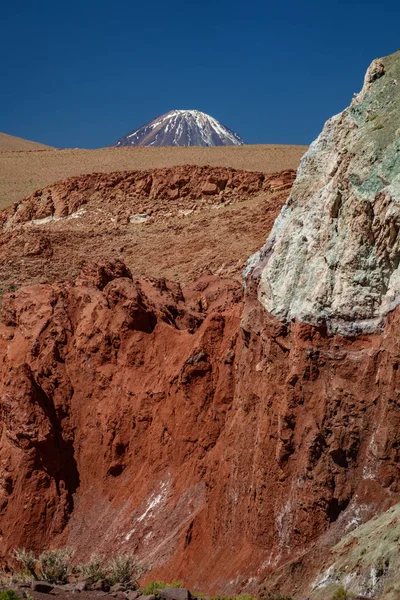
[1,258,400,597]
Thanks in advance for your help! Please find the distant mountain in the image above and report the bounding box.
[0,132,53,152]
[111,110,245,147]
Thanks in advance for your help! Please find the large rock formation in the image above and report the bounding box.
[1,52,400,600]
[248,52,400,335]
[1,258,400,598]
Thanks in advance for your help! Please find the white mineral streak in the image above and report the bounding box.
[249,56,400,334]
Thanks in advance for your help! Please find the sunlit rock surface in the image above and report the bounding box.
[249,52,400,334]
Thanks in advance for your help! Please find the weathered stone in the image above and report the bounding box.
[75,581,89,592]
[248,52,400,335]
[156,589,192,600]
[201,182,218,195]
[110,584,127,593]
[31,582,54,593]
[125,591,140,600]
[93,580,110,592]
[54,584,77,592]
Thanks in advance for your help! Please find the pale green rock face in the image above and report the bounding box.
[311,503,400,599]
[251,51,400,334]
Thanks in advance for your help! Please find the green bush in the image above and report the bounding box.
[332,588,353,600]
[141,582,169,596]
[38,548,74,584]
[141,581,184,597]
[0,591,19,600]
[13,549,37,580]
[11,571,34,585]
[263,595,293,600]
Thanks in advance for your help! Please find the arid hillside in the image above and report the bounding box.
[0,165,294,295]
[0,144,307,209]
[0,132,53,152]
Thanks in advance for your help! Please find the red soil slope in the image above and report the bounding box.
[1,260,400,597]
[1,166,399,597]
[0,166,294,295]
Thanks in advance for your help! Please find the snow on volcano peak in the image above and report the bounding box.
[111,110,245,147]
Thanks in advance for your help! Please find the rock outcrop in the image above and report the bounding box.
[2,53,400,600]
[0,165,293,294]
[2,257,400,598]
[248,53,400,335]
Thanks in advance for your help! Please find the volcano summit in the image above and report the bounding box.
[111,109,245,147]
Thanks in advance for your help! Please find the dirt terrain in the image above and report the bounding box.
[0,165,294,294]
[0,132,53,152]
[0,144,307,209]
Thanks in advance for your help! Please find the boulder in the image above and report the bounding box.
[201,182,218,195]
[93,580,111,592]
[55,583,82,593]
[31,581,54,594]
[75,581,89,592]
[125,592,140,600]
[156,589,193,600]
[110,584,127,593]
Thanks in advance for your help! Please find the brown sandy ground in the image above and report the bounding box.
[0,132,53,152]
[0,144,307,209]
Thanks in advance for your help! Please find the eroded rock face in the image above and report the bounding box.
[248,53,400,334]
[0,261,245,580]
[1,259,400,597]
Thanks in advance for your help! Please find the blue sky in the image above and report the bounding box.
[1,0,399,148]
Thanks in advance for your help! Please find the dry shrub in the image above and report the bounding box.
[38,548,74,584]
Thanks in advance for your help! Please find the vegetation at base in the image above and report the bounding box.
[107,554,145,586]
[0,592,19,600]
[13,548,146,586]
[212,595,258,600]
[332,588,354,600]
[39,548,74,584]
[6,549,296,599]
[77,554,107,583]
[141,581,184,596]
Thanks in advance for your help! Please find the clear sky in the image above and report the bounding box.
[1,0,399,149]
